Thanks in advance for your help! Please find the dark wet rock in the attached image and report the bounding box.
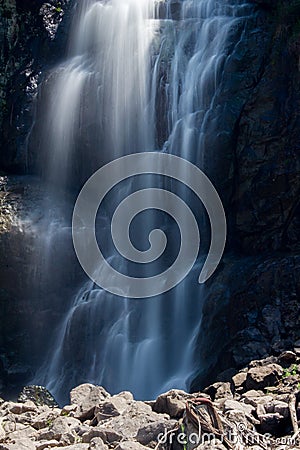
[18,385,59,407]
[0,0,72,173]
[155,0,182,20]
[245,364,283,391]
[259,412,282,435]
[185,0,300,392]
[250,0,278,9]
[0,175,84,397]
[278,351,297,368]
[191,255,300,391]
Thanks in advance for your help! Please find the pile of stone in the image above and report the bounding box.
[0,384,177,450]
[200,350,300,449]
[0,351,299,450]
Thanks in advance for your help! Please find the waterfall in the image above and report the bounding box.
[33,0,252,403]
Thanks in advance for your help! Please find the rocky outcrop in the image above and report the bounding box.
[188,0,300,390]
[200,1,300,254]
[19,385,59,408]
[191,254,300,390]
[0,0,71,173]
[0,353,299,449]
[0,175,84,395]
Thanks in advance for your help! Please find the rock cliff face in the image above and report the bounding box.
[190,0,300,389]
[0,175,82,394]
[0,0,299,396]
[0,0,74,394]
[0,0,70,172]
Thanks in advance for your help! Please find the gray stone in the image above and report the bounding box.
[242,390,264,398]
[1,439,36,450]
[232,372,247,390]
[70,384,110,421]
[51,445,89,450]
[61,404,78,416]
[223,399,255,416]
[225,408,247,423]
[60,432,77,445]
[82,428,109,443]
[8,401,37,414]
[88,427,123,444]
[32,408,61,430]
[204,382,233,401]
[115,391,134,402]
[5,423,37,442]
[246,364,283,391]
[37,429,56,441]
[97,400,169,441]
[294,347,300,356]
[95,395,129,421]
[50,416,81,440]
[115,442,149,450]
[243,394,274,408]
[256,404,266,417]
[194,438,227,450]
[36,441,60,450]
[136,420,176,446]
[75,425,91,437]
[89,437,108,450]
[152,389,186,418]
[273,400,290,419]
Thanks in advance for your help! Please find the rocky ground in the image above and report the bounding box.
[0,351,299,450]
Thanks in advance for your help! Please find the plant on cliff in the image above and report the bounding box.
[282,364,299,379]
[55,2,62,13]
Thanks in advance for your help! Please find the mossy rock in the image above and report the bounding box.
[18,385,58,407]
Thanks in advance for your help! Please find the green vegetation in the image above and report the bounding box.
[55,2,62,13]
[282,364,298,379]
[180,424,187,450]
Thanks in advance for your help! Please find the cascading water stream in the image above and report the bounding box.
[33,0,252,403]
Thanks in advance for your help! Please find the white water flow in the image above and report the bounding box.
[34,0,251,403]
